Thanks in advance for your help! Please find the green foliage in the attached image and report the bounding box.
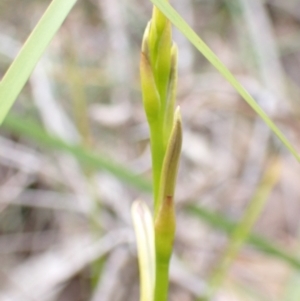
[1,1,300,300]
[149,0,300,162]
[4,109,299,275]
[138,2,182,300]
[0,0,77,126]
[3,114,151,192]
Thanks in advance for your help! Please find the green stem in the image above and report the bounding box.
[150,119,165,215]
[149,0,300,163]
[154,262,170,301]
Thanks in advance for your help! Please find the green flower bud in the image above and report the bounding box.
[159,107,182,208]
[140,52,161,123]
[154,21,172,104]
[154,107,182,262]
[148,2,171,78]
[141,21,151,57]
[164,43,178,143]
[155,194,176,263]
[139,3,182,300]
[152,5,168,38]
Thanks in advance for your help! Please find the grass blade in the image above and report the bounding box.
[149,0,300,162]
[2,114,152,193]
[186,205,300,271]
[0,0,77,126]
[3,116,300,273]
[201,159,282,300]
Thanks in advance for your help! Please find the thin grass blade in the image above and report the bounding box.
[187,204,300,271]
[201,158,281,300]
[2,114,152,192]
[0,0,77,126]
[4,115,300,274]
[149,0,300,162]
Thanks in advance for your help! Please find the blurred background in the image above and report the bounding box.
[1,0,300,300]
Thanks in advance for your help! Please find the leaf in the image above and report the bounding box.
[203,158,282,299]
[131,200,156,301]
[2,114,152,193]
[155,107,182,215]
[3,115,300,273]
[0,0,77,126]
[149,0,300,162]
[187,205,300,271]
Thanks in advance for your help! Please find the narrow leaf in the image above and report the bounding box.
[155,107,182,215]
[203,158,282,300]
[2,114,152,193]
[131,200,156,301]
[149,0,300,162]
[4,116,300,273]
[187,205,300,271]
[0,0,77,126]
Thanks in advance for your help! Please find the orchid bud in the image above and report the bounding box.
[140,52,161,123]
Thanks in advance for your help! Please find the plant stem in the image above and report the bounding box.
[150,118,165,216]
[154,262,170,301]
[149,0,300,163]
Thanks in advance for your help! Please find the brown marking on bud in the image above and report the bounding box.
[165,195,173,207]
[140,51,150,68]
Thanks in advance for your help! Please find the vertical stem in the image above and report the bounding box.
[150,118,165,216]
[154,262,170,301]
